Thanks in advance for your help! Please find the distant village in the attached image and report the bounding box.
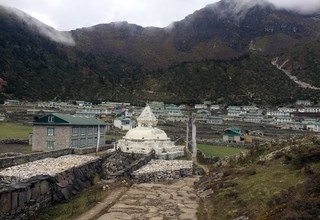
[1,99,320,132]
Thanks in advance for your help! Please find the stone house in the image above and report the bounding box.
[32,114,106,152]
[223,127,243,143]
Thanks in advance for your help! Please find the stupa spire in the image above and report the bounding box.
[137,105,158,127]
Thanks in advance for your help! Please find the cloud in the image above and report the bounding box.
[2,6,75,45]
[0,0,319,32]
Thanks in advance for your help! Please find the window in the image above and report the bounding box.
[94,126,98,134]
[80,138,86,147]
[80,127,86,136]
[99,126,105,134]
[72,127,79,137]
[88,127,93,135]
[94,137,97,145]
[87,138,93,146]
[46,141,54,149]
[47,128,55,136]
[71,139,78,148]
[48,116,54,123]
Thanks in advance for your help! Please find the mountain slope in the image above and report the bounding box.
[0,0,320,103]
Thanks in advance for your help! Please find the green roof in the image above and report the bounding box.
[224,127,242,136]
[33,113,106,126]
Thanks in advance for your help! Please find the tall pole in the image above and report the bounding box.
[186,118,189,149]
[96,124,100,153]
[192,118,197,160]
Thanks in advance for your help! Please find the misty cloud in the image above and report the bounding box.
[3,6,75,45]
[0,0,320,31]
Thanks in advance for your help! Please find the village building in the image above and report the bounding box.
[206,116,223,125]
[266,111,290,117]
[227,109,246,117]
[242,115,264,123]
[242,106,259,111]
[227,106,242,111]
[195,104,207,109]
[125,109,135,117]
[32,114,106,152]
[298,106,320,113]
[296,100,312,106]
[223,127,243,143]
[275,117,292,124]
[278,107,297,113]
[117,105,184,159]
[210,105,220,111]
[0,114,5,122]
[114,117,134,131]
[4,100,20,106]
[164,115,189,123]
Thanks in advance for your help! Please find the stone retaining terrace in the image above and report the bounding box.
[132,160,193,182]
[0,155,103,219]
[0,155,99,184]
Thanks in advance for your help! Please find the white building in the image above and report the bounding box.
[195,104,207,109]
[117,105,184,159]
[266,111,290,117]
[276,117,292,124]
[242,106,259,111]
[210,105,220,111]
[278,107,297,113]
[114,117,133,131]
[296,100,312,106]
[299,107,320,113]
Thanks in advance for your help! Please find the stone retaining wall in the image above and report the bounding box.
[132,160,193,183]
[133,168,193,183]
[0,149,72,169]
[196,150,219,164]
[0,145,113,169]
[107,150,155,179]
[0,139,29,145]
[0,158,102,219]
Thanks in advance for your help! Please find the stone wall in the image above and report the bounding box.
[0,139,29,145]
[196,150,220,164]
[32,126,72,152]
[132,160,193,183]
[0,145,113,169]
[0,158,102,219]
[72,144,113,155]
[0,149,72,169]
[106,150,155,179]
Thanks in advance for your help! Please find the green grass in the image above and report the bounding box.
[36,181,109,220]
[199,160,305,219]
[197,144,247,157]
[0,123,32,140]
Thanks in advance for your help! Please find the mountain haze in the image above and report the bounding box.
[0,0,320,104]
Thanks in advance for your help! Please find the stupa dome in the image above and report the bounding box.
[123,127,169,141]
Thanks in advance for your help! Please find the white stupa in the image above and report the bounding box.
[117,105,185,159]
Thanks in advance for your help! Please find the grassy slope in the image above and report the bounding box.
[0,123,32,139]
[197,144,247,157]
[196,137,320,219]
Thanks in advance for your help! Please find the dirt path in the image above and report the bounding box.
[96,177,200,220]
[272,57,320,90]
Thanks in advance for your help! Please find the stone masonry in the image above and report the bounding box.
[132,160,193,183]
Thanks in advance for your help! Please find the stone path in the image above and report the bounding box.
[97,177,199,220]
[76,187,129,220]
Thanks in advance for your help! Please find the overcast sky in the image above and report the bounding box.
[1,0,320,31]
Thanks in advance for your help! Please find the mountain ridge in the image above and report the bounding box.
[0,0,320,104]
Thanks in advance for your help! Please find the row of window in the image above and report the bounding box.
[71,137,104,148]
[72,126,105,137]
[47,127,105,137]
